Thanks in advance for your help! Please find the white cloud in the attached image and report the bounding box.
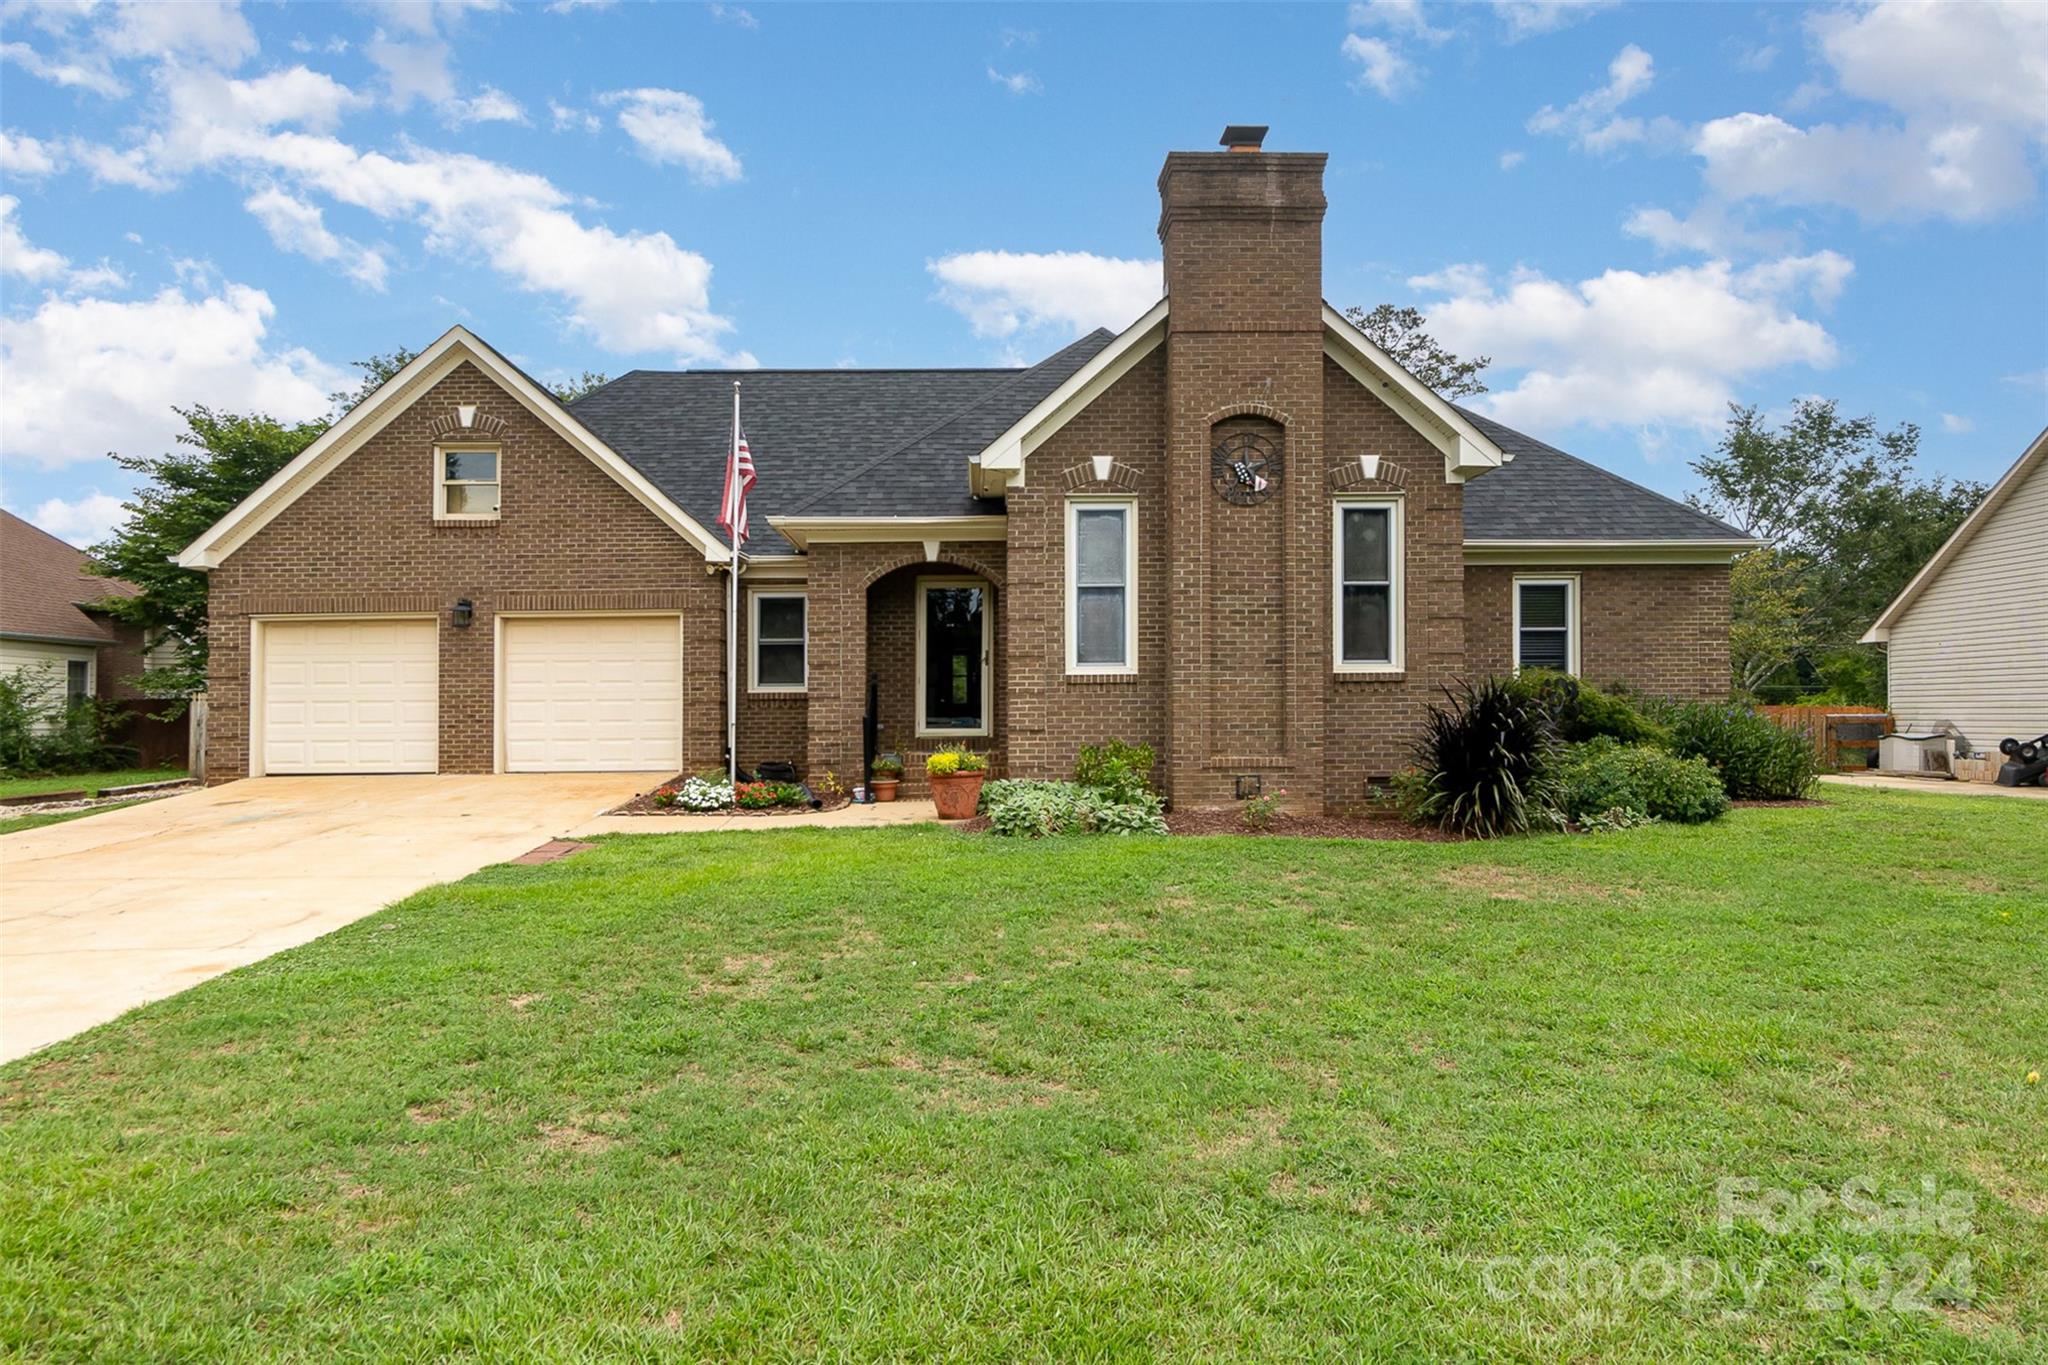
[1940,413,1975,434]
[0,40,126,97]
[548,0,617,9]
[548,99,601,133]
[1735,43,1777,73]
[1689,1,2046,225]
[0,130,62,177]
[2001,368,2048,393]
[102,0,258,68]
[601,88,741,184]
[1498,150,1526,171]
[986,67,1041,96]
[708,3,757,27]
[1528,44,1665,153]
[1348,0,1450,44]
[444,85,526,125]
[0,281,345,468]
[0,194,69,281]
[1409,253,1849,433]
[927,250,1161,339]
[1622,202,1786,257]
[70,139,175,191]
[1693,112,2036,222]
[24,492,130,547]
[1341,34,1418,100]
[366,32,456,107]
[1492,0,1620,41]
[244,187,390,289]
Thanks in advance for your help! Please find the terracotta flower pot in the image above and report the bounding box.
[928,770,985,820]
[871,776,900,802]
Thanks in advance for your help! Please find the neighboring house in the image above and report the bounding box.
[174,129,1753,811]
[0,510,185,765]
[1862,428,2048,753]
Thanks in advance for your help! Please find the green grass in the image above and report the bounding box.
[2,787,2041,1361]
[0,767,186,799]
[0,798,155,836]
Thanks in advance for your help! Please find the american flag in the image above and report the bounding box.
[718,419,756,544]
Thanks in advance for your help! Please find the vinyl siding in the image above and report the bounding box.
[1885,455,2048,749]
[0,636,96,729]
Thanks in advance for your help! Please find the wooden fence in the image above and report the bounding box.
[1758,704,1892,772]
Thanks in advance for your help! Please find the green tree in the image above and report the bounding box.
[550,371,612,404]
[1689,399,1985,702]
[1341,303,1491,398]
[329,348,418,416]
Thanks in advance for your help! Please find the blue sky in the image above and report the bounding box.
[2,0,2044,547]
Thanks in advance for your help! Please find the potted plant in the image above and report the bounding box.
[926,746,989,820]
[869,753,904,802]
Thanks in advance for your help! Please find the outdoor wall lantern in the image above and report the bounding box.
[453,598,474,629]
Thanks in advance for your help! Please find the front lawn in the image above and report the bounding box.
[0,798,155,837]
[0,767,186,799]
[2,787,2041,1360]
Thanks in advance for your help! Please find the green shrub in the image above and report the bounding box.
[1075,739,1155,805]
[1508,669,1670,747]
[1556,737,1729,825]
[1409,678,1560,838]
[0,666,136,776]
[1643,700,1819,799]
[981,778,1166,837]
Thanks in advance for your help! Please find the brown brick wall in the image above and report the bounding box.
[205,360,725,779]
[1465,563,1732,698]
[736,583,808,775]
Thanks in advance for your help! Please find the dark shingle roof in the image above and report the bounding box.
[565,334,1743,551]
[568,331,1114,554]
[1457,408,1748,542]
[0,509,138,644]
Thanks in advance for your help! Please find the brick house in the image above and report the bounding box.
[176,130,1752,811]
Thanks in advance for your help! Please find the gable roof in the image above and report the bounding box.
[1,509,138,645]
[570,331,1114,555]
[1457,409,1752,544]
[175,325,728,569]
[1862,425,2047,643]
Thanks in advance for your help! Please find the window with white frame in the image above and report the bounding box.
[435,444,501,519]
[1066,499,1136,673]
[750,592,807,691]
[65,659,89,704]
[1333,498,1402,670]
[1514,576,1578,674]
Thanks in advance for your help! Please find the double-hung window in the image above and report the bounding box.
[750,592,807,692]
[1514,576,1578,674]
[1066,499,1137,674]
[65,659,89,704]
[1333,498,1403,671]
[435,444,501,519]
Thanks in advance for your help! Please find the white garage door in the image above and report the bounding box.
[261,618,438,774]
[501,615,683,772]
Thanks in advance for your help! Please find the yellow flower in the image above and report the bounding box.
[2029,1070,2041,1085]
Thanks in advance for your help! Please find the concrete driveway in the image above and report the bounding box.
[0,773,649,1063]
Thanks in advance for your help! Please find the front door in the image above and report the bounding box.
[917,578,990,738]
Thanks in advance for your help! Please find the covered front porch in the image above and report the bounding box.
[738,538,1007,798]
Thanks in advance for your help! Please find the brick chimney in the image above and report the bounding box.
[1157,126,1327,334]
[1157,128,1331,812]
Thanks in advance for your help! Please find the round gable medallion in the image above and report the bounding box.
[1211,430,1282,506]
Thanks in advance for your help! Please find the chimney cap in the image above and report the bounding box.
[1219,124,1268,151]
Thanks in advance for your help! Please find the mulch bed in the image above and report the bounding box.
[1166,808,1466,840]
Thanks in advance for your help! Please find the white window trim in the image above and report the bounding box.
[914,575,993,739]
[1512,574,1581,675]
[434,442,501,521]
[1332,496,1405,673]
[1064,496,1138,676]
[748,589,808,693]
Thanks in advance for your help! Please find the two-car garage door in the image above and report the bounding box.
[257,614,682,775]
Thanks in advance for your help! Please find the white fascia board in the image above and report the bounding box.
[971,299,1169,496]
[765,515,1008,552]
[1320,304,1507,482]
[739,554,809,581]
[173,325,728,569]
[1860,426,2045,643]
[1463,538,1760,567]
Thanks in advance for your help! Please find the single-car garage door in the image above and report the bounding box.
[260,618,438,774]
[501,615,683,772]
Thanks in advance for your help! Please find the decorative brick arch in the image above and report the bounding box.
[857,546,1008,592]
[1060,459,1142,493]
[423,409,512,440]
[1329,456,1411,491]
[1202,400,1293,429]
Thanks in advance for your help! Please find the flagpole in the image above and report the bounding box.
[727,380,741,791]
